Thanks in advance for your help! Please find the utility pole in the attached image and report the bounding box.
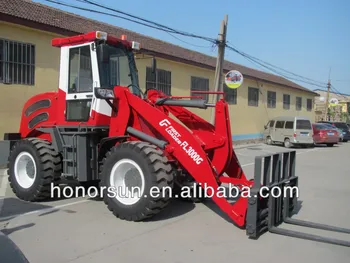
[325,68,331,121]
[210,15,228,124]
[325,80,331,121]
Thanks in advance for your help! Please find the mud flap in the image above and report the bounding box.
[246,150,350,247]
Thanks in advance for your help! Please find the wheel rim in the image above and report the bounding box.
[14,152,37,189]
[266,137,272,144]
[285,140,290,147]
[110,159,145,205]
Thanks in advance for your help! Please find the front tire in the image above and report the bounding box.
[100,141,174,221]
[266,136,272,145]
[326,143,334,147]
[7,138,62,201]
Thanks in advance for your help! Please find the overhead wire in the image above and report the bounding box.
[44,0,194,34]
[226,41,327,86]
[44,0,217,49]
[75,0,217,43]
[330,85,349,100]
[225,44,328,88]
[44,0,341,92]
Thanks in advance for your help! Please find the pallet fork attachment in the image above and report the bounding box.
[246,150,350,247]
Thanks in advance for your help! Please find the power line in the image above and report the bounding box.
[225,42,327,87]
[44,0,341,91]
[165,32,217,49]
[75,0,217,43]
[330,85,349,100]
[44,0,183,33]
[43,0,217,49]
[225,44,327,89]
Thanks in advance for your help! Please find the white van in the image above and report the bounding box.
[263,116,314,148]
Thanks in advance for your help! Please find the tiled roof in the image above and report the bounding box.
[0,0,318,95]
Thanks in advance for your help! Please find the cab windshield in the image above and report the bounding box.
[96,42,140,95]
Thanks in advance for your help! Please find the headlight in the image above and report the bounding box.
[94,88,115,99]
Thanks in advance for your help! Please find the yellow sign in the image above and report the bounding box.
[225,70,243,89]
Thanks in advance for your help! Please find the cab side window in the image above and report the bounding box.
[269,120,275,128]
[68,45,93,93]
[275,121,285,129]
[285,121,294,129]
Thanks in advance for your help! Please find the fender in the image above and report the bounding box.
[19,92,58,139]
[98,135,130,162]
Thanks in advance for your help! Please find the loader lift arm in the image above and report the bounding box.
[107,87,252,226]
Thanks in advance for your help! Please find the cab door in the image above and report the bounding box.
[65,43,99,123]
[274,121,285,142]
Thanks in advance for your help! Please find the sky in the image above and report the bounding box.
[36,0,350,95]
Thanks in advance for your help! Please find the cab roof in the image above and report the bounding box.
[51,31,132,49]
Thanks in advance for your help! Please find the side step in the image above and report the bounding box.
[246,150,350,247]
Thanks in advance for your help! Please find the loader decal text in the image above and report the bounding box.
[159,119,204,165]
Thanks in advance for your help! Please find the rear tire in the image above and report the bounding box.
[343,140,348,142]
[100,141,174,221]
[284,138,292,148]
[7,138,62,202]
[326,143,334,147]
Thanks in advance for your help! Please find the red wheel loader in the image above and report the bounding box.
[0,31,349,247]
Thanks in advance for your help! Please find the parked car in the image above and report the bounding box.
[263,116,314,148]
[320,123,343,142]
[317,121,350,142]
[312,123,339,147]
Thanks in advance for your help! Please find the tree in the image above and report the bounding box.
[340,112,349,122]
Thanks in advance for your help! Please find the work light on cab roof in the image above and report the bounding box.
[95,31,107,40]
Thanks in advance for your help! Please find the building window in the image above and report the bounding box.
[248,87,259,106]
[283,94,290,110]
[267,91,276,108]
[224,84,237,104]
[0,38,35,85]
[146,67,171,95]
[296,97,302,111]
[190,76,209,101]
[307,98,313,111]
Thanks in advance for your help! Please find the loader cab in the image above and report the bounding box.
[53,31,141,126]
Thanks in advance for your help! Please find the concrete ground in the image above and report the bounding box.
[0,142,350,263]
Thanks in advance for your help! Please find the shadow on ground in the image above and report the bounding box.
[88,195,196,222]
[147,199,196,221]
[0,198,55,220]
[0,182,91,221]
[314,143,340,148]
[0,231,30,263]
[1,223,35,235]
